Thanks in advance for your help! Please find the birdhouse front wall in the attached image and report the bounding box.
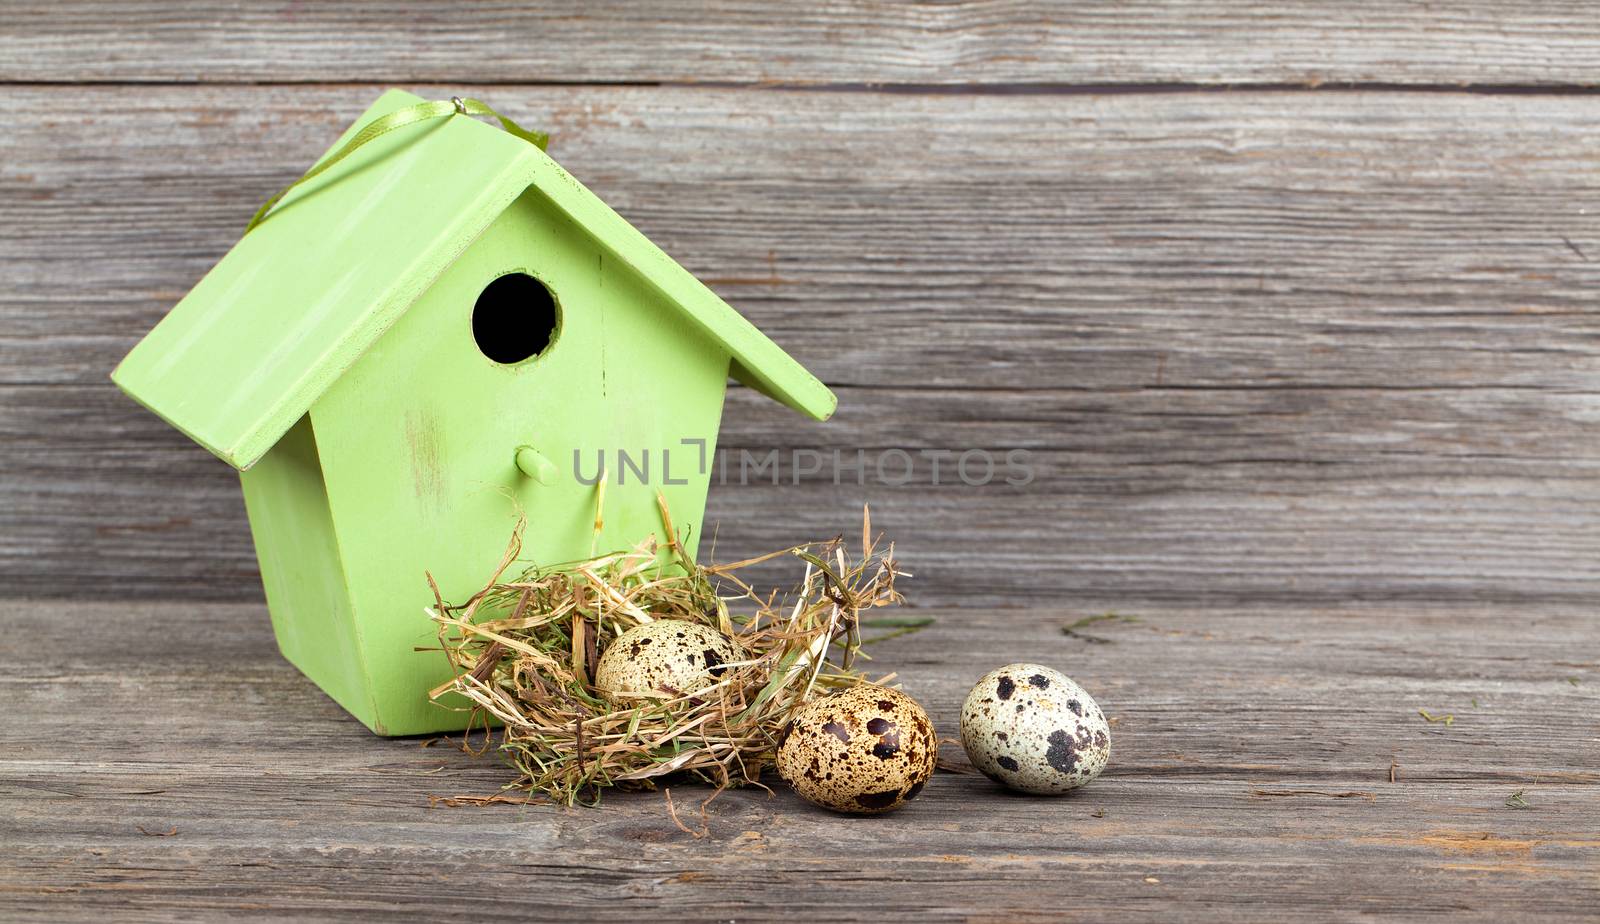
[240,186,732,735]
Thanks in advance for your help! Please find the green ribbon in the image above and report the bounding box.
[246,96,548,233]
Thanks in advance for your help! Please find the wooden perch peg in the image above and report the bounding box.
[515,445,559,485]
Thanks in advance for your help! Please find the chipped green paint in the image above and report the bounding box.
[112,89,835,735]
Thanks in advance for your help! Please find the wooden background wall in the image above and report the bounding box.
[4,3,1599,609]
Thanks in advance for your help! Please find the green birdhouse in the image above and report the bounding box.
[112,90,835,735]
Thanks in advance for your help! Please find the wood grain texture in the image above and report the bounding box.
[8,2,1600,86]
[3,85,1599,606]
[2,598,1595,921]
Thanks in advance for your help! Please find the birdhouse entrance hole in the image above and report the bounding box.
[473,272,559,365]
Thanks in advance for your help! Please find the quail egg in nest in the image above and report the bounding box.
[594,620,740,703]
[776,683,937,814]
[960,663,1110,794]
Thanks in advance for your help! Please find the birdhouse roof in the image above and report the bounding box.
[112,89,836,471]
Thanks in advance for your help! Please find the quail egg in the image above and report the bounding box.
[594,620,739,703]
[960,663,1110,794]
[776,683,938,814]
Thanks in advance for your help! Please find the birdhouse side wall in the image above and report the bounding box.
[239,415,377,727]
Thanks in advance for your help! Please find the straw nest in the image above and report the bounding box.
[427,503,905,806]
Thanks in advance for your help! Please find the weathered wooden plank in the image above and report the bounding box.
[8,384,1600,605]
[7,2,1600,86]
[2,85,1599,605]
[2,599,1595,920]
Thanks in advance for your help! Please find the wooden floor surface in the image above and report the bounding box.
[4,3,1600,919]
[2,598,1595,921]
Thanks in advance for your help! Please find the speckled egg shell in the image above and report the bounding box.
[960,663,1110,795]
[776,684,938,814]
[593,621,739,703]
